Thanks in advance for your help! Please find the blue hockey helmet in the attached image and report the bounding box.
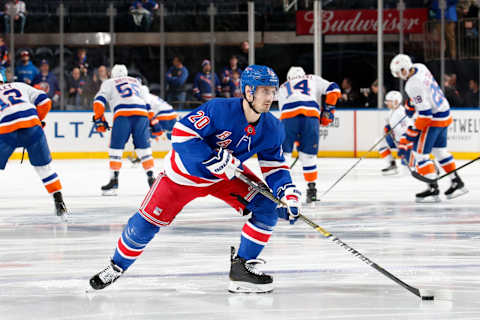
[241,65,279,96]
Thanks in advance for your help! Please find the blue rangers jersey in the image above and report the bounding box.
[164,97,292,196]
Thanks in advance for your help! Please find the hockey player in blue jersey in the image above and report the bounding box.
[90,65,302,293]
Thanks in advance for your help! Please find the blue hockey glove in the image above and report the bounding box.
[320,104,335,127]
[405,125,420,143]
[202,148,241,181]
[404,99,416,118]
[277,183,301,225]
[92,115,110,132]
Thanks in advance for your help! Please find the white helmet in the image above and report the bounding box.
[390,54,412,80]
[286,66,306,81]
[384,90,403,107]
[111,64,128,78]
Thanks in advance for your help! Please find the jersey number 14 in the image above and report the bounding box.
[285,79,310,97]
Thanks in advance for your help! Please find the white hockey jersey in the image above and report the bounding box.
[0,82,51,134]
[405,63,452,130]
[93,76,148,120]
[141,85,177,121]
[277,74,340,119]
[385,106,413,143]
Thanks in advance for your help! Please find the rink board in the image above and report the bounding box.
[9,109,480,160]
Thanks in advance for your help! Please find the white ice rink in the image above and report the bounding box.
[1,157,479,320]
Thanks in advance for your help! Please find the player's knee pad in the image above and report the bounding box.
[124,212,160,245]
[246,193,278,229]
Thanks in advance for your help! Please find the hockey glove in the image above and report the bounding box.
[203,148,241,181]
[320,104,335,127]
[384,124,392,134]
[92,115,110,132]
[277,184,301,225]
[150,118,164,137]
[405,125,420,143]
[404,99,416,118]
[398,135,413,158]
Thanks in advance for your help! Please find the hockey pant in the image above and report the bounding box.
[0,125,62,194]
[109,116,153,172]
[112,167,279,271]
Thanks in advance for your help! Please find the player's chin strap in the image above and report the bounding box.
[243,94,261,114]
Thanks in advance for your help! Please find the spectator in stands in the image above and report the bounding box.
[443,74,463,106]
[432,0,459,59]
[0,36,9,68]
[32,59,60,107]
[129,0,158,32]
[464,79,479,107]
[15,50,38,84]
[337,77,361,107]
[237,40,249,70]
[220,55,242,98]
[66,67,87,110]
[70,48,90,77]
[362,79,382,108]
[85,65,109,107]
[228,69,242,98]
[166,55,188,107]
[85,65,108,105]
[5,67,14,82]
[4,0,26,34]
[193,59,221,102]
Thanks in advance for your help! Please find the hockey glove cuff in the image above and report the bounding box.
[320,104,335,127]
[405,125,420,143]
[203,148,241,181]
[404,99,416,118]
[92,115,110,132]
[277,184,301,225]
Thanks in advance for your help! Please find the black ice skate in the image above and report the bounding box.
[444,174,468,200]
[381,160,398,176]
[89,260,124,290]
[228,246,273,293]
[415,182,440,203]
[53,191,68,219]
[147,170,155,188]
[101,171,119,196]
[306,182,317,203]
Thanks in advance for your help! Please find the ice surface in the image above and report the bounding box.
[1,157,479,319]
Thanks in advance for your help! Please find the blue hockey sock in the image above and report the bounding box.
[237,218,273,260]
[112,212,160,270]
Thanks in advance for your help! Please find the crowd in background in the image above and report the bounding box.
[0,0,479,109]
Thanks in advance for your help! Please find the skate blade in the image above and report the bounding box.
[382,169,398,176]
[446,187,469,200]
[102,190,118,196]
[228,281,273,293]
[415,195,441,203]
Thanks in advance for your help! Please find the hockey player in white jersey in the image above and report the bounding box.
[377,90,413,175]
[0,71,67,217]
[390,54,467,202]
[277,67,340,202]
[142,85,177,140]
[92,65,156,195]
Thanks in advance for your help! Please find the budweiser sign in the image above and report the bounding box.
[296,9,428,35]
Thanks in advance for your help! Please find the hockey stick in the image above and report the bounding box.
[20,147,26,164]
[410,156,480,184]
[319,114,408,199]
[290,156,299,169]
[235,170,434,300]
